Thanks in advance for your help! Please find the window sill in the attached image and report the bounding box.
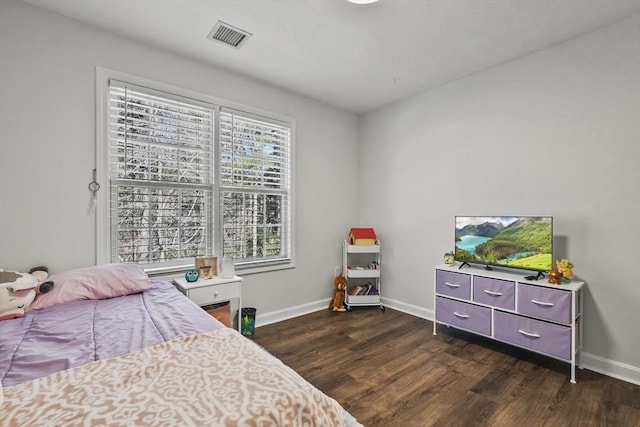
[146,260,295,280]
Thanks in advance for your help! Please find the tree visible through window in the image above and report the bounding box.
[220,111,290,263]
[106,79,292,270]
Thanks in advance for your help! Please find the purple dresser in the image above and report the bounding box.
[433,265,585,383]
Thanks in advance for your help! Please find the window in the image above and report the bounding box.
[98,71,293,273]
[220,109,291,264]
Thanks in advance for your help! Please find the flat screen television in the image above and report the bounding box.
[454,216,553,272]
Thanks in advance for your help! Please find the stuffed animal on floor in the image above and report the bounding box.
[0,267,55,320]
[331,274,347,312]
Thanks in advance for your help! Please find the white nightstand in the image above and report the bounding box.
[174,275,243,332]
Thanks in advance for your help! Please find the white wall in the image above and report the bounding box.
[0,0,360,318]
[359,15,640,383]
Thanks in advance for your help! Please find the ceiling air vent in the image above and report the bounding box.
[207,21,252,49]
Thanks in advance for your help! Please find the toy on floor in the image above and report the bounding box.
[331,274,347,312]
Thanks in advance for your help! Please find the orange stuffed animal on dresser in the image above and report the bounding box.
[548,268,564,285]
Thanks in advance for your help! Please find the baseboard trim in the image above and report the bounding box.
[581,352,640,386]
[255,299,639,386]
[255,299,330,328]
[380,296,434,320]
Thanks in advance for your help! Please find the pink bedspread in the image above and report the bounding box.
[2,328,349,427]
[0,280,222,387]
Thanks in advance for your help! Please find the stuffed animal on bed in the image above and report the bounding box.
[331,274,347,312]
[0,267,55,320]
[0,270,38,320]
[28,266,55,294]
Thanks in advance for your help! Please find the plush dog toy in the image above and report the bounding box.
[331,274,347,312]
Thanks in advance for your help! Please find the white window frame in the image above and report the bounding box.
[96,67,295,275]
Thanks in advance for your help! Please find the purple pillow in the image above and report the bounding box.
[29,264,152,310]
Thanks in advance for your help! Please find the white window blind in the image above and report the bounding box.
[103,74,293,271]
[220,109,291,264]
[108,80,214,266]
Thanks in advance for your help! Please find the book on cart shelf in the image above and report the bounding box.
[349,227,377,245]
[348,283,379,296]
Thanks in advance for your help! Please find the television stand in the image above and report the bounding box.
[434,264,585,383]
[524,271,545,281]
[484,265,493,271]
[458,261,470,269]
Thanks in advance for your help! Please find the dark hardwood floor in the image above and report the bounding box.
[252,307,640,427]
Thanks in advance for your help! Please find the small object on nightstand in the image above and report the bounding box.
[220,256,235,279]
[185,269,199,282]
[195,257,217,279]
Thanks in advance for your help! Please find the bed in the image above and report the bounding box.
[0,264,361,426]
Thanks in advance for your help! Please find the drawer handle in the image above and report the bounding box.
[483,290,503,296]
[445,282,461,288]
[214,291,219,298]
[453,312,469,319]
[531,299,554,307]
[518,329,541,338]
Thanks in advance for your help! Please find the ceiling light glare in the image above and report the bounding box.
[348,0,379,4]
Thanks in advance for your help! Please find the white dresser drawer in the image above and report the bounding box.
[187,282,240,306]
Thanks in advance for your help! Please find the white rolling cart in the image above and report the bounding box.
[342,240,384,311]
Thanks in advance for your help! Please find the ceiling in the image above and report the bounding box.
[22,0,640,113]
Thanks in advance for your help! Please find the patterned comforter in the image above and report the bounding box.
[1,280,359,426]
[1,327,349,426]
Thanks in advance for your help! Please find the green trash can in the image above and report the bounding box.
[241,307,256,336]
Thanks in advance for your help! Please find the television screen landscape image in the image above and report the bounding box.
[454,216,553,272]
